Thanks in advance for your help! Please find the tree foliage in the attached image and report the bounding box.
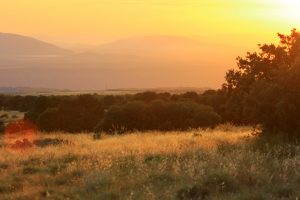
[223,29,300,137]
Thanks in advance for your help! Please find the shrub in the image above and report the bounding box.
[177,185,209,200]
[134,91,159,102]
[33,138,68,147]
[37,95,104,132]
[99,101,147,133]
[37,108,61,132]
[147,100,221,131]
[98,100,221,133]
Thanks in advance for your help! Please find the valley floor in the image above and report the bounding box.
[0,126,300,199]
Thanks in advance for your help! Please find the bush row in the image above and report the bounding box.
[98,100,221,133]
[0,92,223,133]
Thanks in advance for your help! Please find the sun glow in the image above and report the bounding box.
[266,0,300,25]
[278,0,300,7]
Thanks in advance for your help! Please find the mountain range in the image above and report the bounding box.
[0,33,238,90]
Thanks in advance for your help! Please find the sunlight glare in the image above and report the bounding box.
[281,0,300,7]
[267,0,300,24]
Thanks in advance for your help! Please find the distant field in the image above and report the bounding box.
[0,87,208,96]
[1,126,300,199]
[0,88,139,96]
[0,110,24,125]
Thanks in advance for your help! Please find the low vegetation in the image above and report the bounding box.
[1,126,300,199]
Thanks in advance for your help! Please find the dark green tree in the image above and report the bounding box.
[223,28,300,137]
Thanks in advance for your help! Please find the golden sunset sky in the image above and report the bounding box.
[0,0,299,46]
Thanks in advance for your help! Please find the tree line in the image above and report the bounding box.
[0,91,224,133]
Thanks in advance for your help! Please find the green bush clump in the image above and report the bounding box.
[98,101,221,134]
[36,94,104,133]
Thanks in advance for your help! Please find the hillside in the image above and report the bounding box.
[0,33,71,56]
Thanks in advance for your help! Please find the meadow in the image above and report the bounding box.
[1,125,300,200]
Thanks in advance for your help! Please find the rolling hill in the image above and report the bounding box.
[0,34,238,90]
[0,33,71,56]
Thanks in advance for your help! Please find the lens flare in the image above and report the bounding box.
[4,119,38,151]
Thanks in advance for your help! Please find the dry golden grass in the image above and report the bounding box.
[0,125,300,199]
[0,126,249,166]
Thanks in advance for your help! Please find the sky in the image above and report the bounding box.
[0,0,299,46]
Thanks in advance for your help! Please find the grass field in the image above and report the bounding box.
[0,126,300,199]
